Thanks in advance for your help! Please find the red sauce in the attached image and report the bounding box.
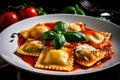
[100,41,115,62]
[72,64,80,71]
[19,54,38,66]
[17,35,26,47]
[45,22,55,30]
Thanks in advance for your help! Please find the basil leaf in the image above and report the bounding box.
[61,6,77,14]
[41,30,57,40]
[64,31,88,42]
[75,52,89,61]
[90,50,97,54]
[54,21,67,32]
[75,4,85,15]
[53,34,66,49]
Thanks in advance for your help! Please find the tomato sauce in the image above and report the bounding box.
[19,54,38,66]
[17,35,26,47]
[100,41,115,62]
[45,22,55,30]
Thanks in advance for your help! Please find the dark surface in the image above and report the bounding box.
[20,64,120,80]
[0,0,120,80]
[0,63,120,80]
[0,0,120,26]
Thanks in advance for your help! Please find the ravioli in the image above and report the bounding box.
[75,44,105,67]
[85,29,111,49]
[34,46,74,71]
[66,22,85,32]
[20,23,49,39]
[16,39,43,56]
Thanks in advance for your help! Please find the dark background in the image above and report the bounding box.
[0,0,120,25]
[0,0,120,80]
[0,0,120,12]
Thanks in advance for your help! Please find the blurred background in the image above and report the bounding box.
[0,0,120,10]
[0,0,120,27]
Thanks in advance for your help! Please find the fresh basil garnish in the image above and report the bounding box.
[64,31,88,42]
[54,21,67,32]
[41,21,88,49]
[41,30,57,40]
[90,50,97,54]
[53,34,66,49]
[75,52,89,61]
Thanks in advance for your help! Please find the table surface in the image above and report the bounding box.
[0,1,120,80]
[0,63,120,80]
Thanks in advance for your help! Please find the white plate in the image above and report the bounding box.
[0,14,120,76]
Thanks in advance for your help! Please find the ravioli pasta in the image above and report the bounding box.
[16,21,115,72]
[35,46,74,71]
[16,39,43,56]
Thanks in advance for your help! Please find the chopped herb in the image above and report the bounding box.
[75,52,89,61]
[26,39,33,42]
[90,50,97,54]
[25,43,44,52]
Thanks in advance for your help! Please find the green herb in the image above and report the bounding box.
[61,6,77,14]
[75,4,85,15]
[26,39,33,42]
[25,43,44,52]
[36,7,47,15]
[41,21,88,49]
[75,52,89,61]
[53,34,66,49]
[54,21,67,32]
[98,16,111,22]
[64,31,88,42]
[61,4,85,15]
[90,50,97,54]
[41,30,57,40]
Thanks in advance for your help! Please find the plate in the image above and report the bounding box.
[0,14,120,76]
